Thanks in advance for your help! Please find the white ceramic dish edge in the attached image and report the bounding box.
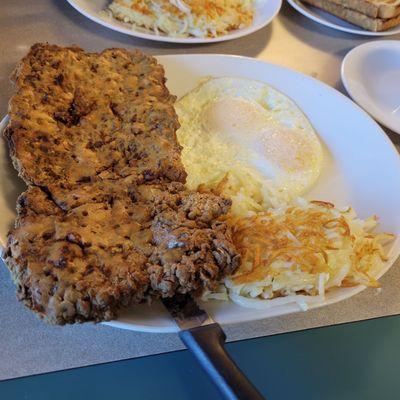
[1,54,400,333]
[105,54,400,332]
[66,0,282,44]
[341,40,400,134]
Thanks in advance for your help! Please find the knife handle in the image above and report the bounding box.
[180,323,265,400]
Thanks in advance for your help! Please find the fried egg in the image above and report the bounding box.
[176,77,323,213]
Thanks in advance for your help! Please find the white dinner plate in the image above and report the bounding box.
[1,54,400,333]
[341,41,400,134]
[287,0,400,36]
[65,0,281,43]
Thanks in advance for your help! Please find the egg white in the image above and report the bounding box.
[175,77,323,210]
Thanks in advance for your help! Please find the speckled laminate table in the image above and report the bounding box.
[0,0,399,382]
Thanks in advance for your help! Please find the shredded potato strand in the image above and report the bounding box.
[229,203,387,288]
[107,0,254,38]
[201,199,394,308]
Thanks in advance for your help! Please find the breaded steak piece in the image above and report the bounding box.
[5,43,186,193]
[5,184,238,324]
[4,44,240,324]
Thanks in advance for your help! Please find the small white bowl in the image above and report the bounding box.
[341,40,400,134]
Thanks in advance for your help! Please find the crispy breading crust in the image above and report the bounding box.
[5,185,238,324]
[4,44,240,324]
[5,43,186,190]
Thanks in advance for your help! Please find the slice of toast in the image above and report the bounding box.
[323,0,400,18]
[301,0,400,30]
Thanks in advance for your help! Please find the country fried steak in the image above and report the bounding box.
[5,44,185,191]
[3,44,240,324]
[6,184,237,324]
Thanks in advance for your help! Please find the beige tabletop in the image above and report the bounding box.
[0,0,399,381]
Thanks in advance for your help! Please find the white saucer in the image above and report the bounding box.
[341,41,400,134]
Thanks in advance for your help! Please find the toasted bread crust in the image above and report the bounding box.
[317,0,400,18]
[301,0,400,30]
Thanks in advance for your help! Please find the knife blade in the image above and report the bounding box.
[163,294,265,400]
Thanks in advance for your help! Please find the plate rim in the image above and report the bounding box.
[157,53,400,155]
[2,54,400,333]
[286,0,400,36]
[341,40,400,134]
[65,0,282,44]
[107,53,400,332]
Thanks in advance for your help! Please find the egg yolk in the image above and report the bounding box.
[202,97,315,173]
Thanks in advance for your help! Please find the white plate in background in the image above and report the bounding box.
[287,0,400,36]
[66,0,282,43]
[1,54,400,332]
[342,41,400,134]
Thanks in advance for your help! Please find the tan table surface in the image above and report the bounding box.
[0,0,399,381]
